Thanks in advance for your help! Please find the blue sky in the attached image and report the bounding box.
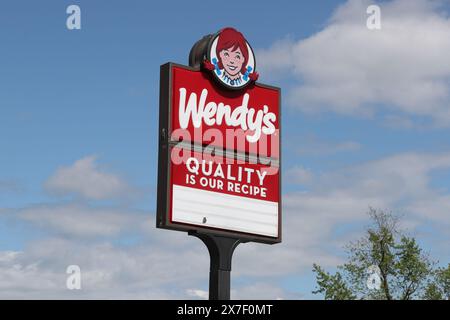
[1,0,450,299]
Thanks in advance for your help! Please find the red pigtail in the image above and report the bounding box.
[249,71,259,82]
[203,60,215,71]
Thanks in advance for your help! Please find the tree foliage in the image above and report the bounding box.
[312,264,355,300]
[424,264,450,300]
[312,208,447,300]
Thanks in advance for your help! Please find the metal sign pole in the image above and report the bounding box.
[189,232,246,300]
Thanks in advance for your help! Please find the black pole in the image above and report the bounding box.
[189,232,246,300]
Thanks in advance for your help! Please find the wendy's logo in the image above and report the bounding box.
[203,28,258,90]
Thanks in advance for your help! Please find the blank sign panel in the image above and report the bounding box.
[172,185,279,238]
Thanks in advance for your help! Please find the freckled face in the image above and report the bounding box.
[219,47,244,76]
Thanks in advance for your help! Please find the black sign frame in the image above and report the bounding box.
[156,62,282,245]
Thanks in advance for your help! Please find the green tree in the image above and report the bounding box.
[312,208,445,300]
[424,264,450,300]
[312,264,355,300]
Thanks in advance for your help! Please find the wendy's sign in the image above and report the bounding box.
[157,27,281,244]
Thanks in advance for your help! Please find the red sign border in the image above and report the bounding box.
[156,62,282,244]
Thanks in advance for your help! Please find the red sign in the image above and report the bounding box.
[169,147,280,238]
[157,28,281,243]
[170,66,280,159]
[171,149,279,202]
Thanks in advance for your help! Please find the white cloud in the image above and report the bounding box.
[0,236,210,299]
[0,251,21,263]
[15,203,152,238]
[332,152,450,205]
[186,289,208,299]
[284,166,314,184]
[231,282,302,300]
[45,156,131,200]
[258,0,450,125]
[2,151,450,298]
[0,238,299,300]
[407,194,450,229]
[290,135,361,156]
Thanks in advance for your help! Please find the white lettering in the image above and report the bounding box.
[186,157,199,174]
[178,88,277,143]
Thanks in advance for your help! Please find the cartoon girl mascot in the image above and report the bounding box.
[204,28,259,88]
